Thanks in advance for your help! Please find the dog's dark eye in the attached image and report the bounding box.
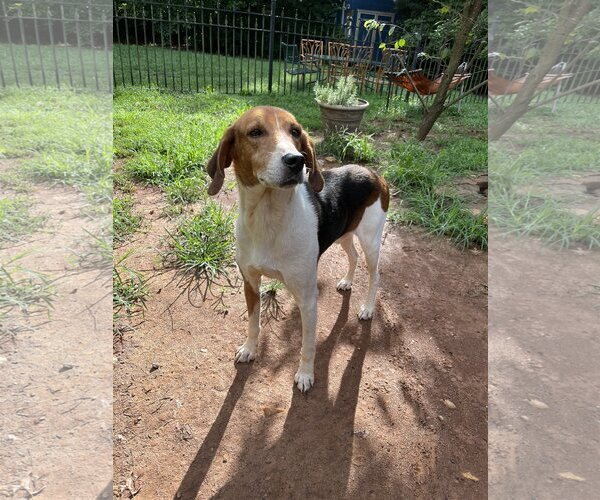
[248,128,263,138]
[290,127,301,138]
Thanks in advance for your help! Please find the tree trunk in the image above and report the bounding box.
[488,0,592,141]
[416,0,483,141]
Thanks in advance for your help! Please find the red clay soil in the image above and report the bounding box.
[113,175,487,499]
[0,177,112,498]
[489,231,600,498]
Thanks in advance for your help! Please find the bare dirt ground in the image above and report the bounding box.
[113,168,488,499]
[0,166,112,498]
[489,230,600,497]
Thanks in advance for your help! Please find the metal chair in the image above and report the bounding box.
[327,41,351,83]
[350,45,374,92]
[300,39,324,78]
[281,42,320,88]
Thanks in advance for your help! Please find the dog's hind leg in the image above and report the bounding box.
[235,271,261,363]
[355,203,387,320]
[336,232,358,291]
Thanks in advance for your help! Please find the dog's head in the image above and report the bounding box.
[206,106,323,195]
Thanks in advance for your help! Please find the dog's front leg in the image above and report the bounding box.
[235,270,261,363]
[287,277,318,392]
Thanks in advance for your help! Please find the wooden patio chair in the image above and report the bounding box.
[350,45,374,91]
[300,39,324,78]
[488,68,573,96]
[327,41,351,83]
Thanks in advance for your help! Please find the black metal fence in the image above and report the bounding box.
[113,1,488,101]
[0,0,112,91]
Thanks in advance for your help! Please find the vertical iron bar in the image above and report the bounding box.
[246,8,250,93]
[209,12,213,90]
[168,6,175,90]
[141,4,151,88]
[253,16,257,93]
[261,6,265,93]
[177,6,183,92]
[17,7,33,86]
[47,7,60,89]
[123,4,133,86]
[217,8,221,92]
[267,0,276,93]
[239,13,243,93]
[2,1,19,87]
[132,3,141,86]
[75,8,86,87]
[193,6,198,92]
[184,3,191,92]
[115,1,125,87]
[200,4,206,90]
[277,8,284,94]
[231,11,235,93]
[225,14,229,93]
[160,5,168,88]
[103,11,111,92]
[151,4,159,88]
[32,4,47,86]
[89,6,100,90]
[61,4,73,87]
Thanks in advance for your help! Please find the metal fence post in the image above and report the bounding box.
[267,0,276,93]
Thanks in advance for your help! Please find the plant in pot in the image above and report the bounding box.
[314,77,369,134]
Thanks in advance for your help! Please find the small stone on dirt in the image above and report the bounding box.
[324,156,337,163]
[200,348,208,353]
[150,363,160,373]
[58,364,74,373]
[528,399,548,409]
[461,472,479,482]
[558,472,585,481]
[262,406,284,417]
[352,430,368,438]
[443,399,456,409]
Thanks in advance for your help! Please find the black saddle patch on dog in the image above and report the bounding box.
[305,165,378,256]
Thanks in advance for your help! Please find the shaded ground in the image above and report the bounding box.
[0,164,112,498]
[113,172,488,498]
[489,231,600,497]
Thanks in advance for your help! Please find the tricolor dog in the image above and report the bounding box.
[206,106,388,392]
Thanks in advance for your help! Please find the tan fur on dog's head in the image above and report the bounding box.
[206,106,323,195]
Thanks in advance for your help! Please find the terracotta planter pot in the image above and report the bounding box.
[316,98,369,134]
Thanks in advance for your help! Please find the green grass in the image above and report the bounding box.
[0,196,45,248]
[114,196,142,244]
[0,260,55,314]
[0,88,112,205]
[384,136,488,248]
[0,43,111,91]
[113,252,149,319]
[318,131,376,163]
[490,100,600,248]
[164,200,236,285]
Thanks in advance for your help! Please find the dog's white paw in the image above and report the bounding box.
[235,341,257,363]
[294,370,314,392]
[358,305,374,321]
[336,278,353,291]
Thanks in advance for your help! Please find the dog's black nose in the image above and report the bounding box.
[282,153,305,172]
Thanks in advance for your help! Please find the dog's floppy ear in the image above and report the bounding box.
[206,126,235,196]
[300,131,324,193]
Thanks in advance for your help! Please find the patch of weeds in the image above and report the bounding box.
[114,196,142,244]
[165,174,207,205]
[318,131,376,163]
[165,200,236,289]
[0,197,45,248]
[260,279,286,325]
[396,192,488,249]
[0,261,55,314]
[113,252,149,319]
[78,226,113,270]
[490,189,600,249]
[384,139,487,249]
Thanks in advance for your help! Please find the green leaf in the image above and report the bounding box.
[379,42,386,49]
[395,38,406,48]
[389,26,395,36]
[439,5,450,14]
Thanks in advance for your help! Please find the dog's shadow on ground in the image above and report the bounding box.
[173,293,402,499]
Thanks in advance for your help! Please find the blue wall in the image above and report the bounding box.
[347,0,395,13]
